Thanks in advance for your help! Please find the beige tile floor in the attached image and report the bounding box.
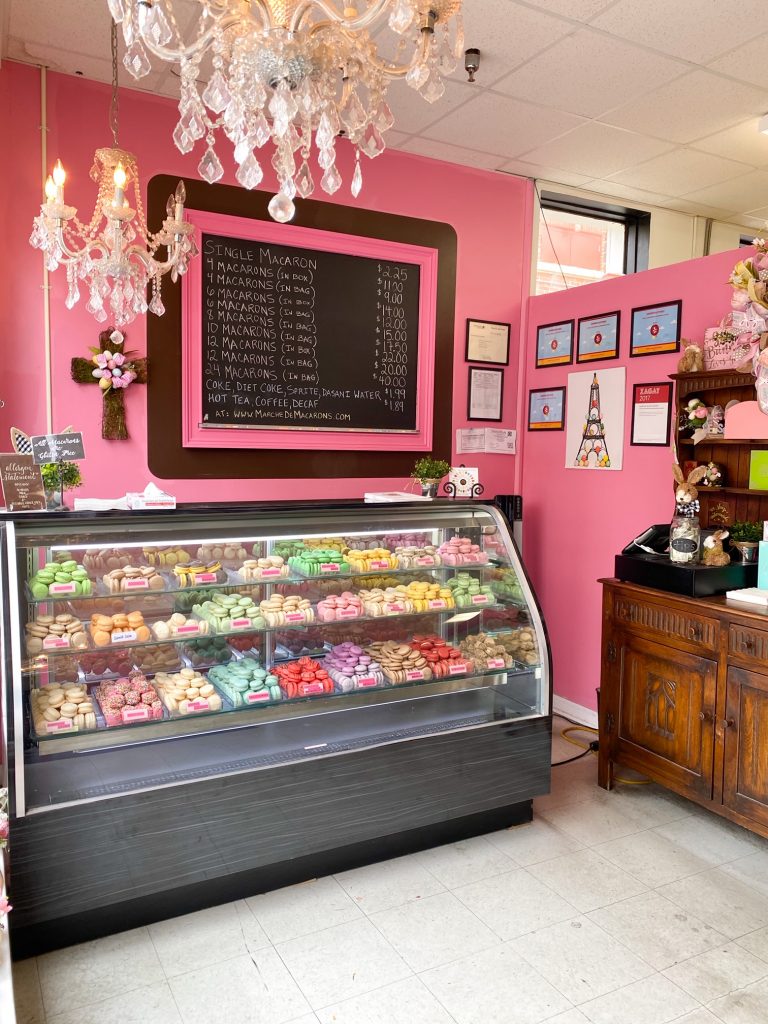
[11,722,768,1024]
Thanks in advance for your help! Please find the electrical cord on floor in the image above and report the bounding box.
[551,714,651,784]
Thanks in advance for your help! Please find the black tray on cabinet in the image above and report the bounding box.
[614,551,758,598]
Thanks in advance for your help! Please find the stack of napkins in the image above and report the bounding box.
[725,588,768,606]
[74,483,176,512]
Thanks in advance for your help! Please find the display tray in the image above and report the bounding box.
[614,551,758,597]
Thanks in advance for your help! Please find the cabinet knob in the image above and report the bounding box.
[744,638,756,652]
[720,718,735,730]
[689,624,703,641]
[699,710,713,723]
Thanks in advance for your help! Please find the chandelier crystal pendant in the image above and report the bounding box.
[108,0,465,222]
[29,22,198,326]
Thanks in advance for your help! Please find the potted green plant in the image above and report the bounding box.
[729,520,762,563]
[411,457,451,499]
[41,461,83,511]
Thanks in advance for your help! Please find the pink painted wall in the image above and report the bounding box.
[0,62,533,501]
[521,248,742,712]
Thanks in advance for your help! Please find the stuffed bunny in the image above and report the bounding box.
[702,529,731,567]
[677,343,704,373]
[673,463,708,506]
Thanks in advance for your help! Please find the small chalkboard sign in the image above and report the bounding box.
[30,432,86,465]
[0,454,46,511]
[200,232,421,433]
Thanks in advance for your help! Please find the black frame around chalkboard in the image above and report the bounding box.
[147,176,457,480]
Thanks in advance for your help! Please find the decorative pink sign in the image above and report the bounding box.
[338,607,359,619]
[357,676,378,687]
[186,698,210,712]
[428,599,447,609]
[386,602,405,614]
[301,682,325,695]
[45,718,74,732]
[181,209,438,452]
[259,567,283,578]
[43,635,70,649]
[471,594,491,605]
[49,582,77,594]
[230,617,252,629]
[487,657,506,670]
[369,559,390,569]
[123,706,150,722]
[285,612,305,623]
[319,563,340,573]
[448,662,468,675]
[195,572,219,583]
[245,690,270,703]
[415,556,436,566]
[175,624,200,635]
[405,668,426,681]
[124,578,150,590]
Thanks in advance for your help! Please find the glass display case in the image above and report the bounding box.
[1,500,550,954]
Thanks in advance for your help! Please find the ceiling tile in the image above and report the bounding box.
[600,69,768,144]
[497,159,592,187]
[458,0,577,86]
[741,204,768,221]
[707,31,768,89]
[608,148,750,195]
[680,170,768,215]
[690,120,768,168]
[664,198,743,220]
[383,78,475,136]
[579,179,676,207]
[492,29,687,118]
[735,213,768,229]
[423,92,586,157]
[515,0,617,20]
[592,0,768,64]
[398,137,505,171]
[517,122,673,178]
[9,0,112,57]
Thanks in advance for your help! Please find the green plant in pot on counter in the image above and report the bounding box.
[41,461,83,511]
[729,520,762,562]
[411,457,451,498]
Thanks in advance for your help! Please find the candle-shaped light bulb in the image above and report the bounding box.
[173,179,185,220]
[113,162,127,207]
[52,160,66,187]
[44,176,57,201]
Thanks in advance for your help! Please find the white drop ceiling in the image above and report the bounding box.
[4,0,768,228]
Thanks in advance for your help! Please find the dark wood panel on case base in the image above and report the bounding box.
[599,578,768,840]
[9,717,550,957]
[672,368,768,527]
[146,175,457,479]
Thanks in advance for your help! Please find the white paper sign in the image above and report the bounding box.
[485,429,517,455]
[456,428,486,453]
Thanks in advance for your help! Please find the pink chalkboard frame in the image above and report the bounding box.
[181,209,438,451]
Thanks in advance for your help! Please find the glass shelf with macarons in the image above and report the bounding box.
[2,500,550,814]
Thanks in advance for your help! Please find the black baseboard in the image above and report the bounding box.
[11,800,532,959]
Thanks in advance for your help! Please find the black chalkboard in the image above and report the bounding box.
[200,232,421,432]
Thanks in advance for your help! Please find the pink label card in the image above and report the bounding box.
[386,602,405,613]
[45,718,74,732]
[49,582,77,594]
[285,612,306,623]
[301,681,325,695]
[369,559,389,569]
[415,556,436,566]
[195,572,219,583]
[357,676,378,687]
[186,698,210,712]
[230,617,252,629]
[338,607,359,619]
[319,563,340,573]
[123,706,150,722]
[405,668,426,681]
[124,578,150,589]
[42,635,70,649]
[245,690,270,703]
[175,624,200,635]
[448,662,468,675]
[428,599,447,610]
[111,629,137,643]
[259,567,282,578]
[487,657,506,670]
[471,594,491,605]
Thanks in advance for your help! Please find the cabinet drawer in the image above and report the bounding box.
[614,596,718,652]
[728,624,768,667]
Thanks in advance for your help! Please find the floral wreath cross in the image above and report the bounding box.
[70,328,148,440]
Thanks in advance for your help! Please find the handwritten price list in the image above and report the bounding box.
[201,232,420,432]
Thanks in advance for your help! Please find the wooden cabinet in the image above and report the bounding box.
[601,580,768,840]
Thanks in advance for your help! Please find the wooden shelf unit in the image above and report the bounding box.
[673,369,768,526]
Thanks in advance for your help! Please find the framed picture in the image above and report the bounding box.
[536,319,574,368]
[630,382,673,446]
[566,367,625,470]
[465,319,510,365]
[527,387,565,431]
[577,311,620,363]
[467,367,504,421]
[630,300,682,357]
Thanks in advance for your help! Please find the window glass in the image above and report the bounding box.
[536,207,627,296]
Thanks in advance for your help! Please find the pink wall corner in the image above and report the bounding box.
[0,62,532,502]
[522,247,742,712]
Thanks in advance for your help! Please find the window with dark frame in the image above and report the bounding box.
[536,191,650,296]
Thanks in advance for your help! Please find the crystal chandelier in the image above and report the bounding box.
[108,0,464,222]
[29,22,198,326]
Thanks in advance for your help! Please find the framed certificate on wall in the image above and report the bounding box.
[465,319,510,365]
[577,311,620,363]
[536,320,574,368]
[467,367,504,421]
[630,301,682,357]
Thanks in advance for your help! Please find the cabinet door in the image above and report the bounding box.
[616,634,716,799]
[723,667,768,829]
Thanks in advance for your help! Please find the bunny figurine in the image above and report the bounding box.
[702,530,731,567]
[673,463,708,509]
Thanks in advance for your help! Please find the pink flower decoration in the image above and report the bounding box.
[694,407,708,418]
[95,353,109,368]
[731,289,750,311]
[753,252,768,273]
[113,352,125,367]
[0,819,8,841]
[122,371,136,385]
[0,896,12,915]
